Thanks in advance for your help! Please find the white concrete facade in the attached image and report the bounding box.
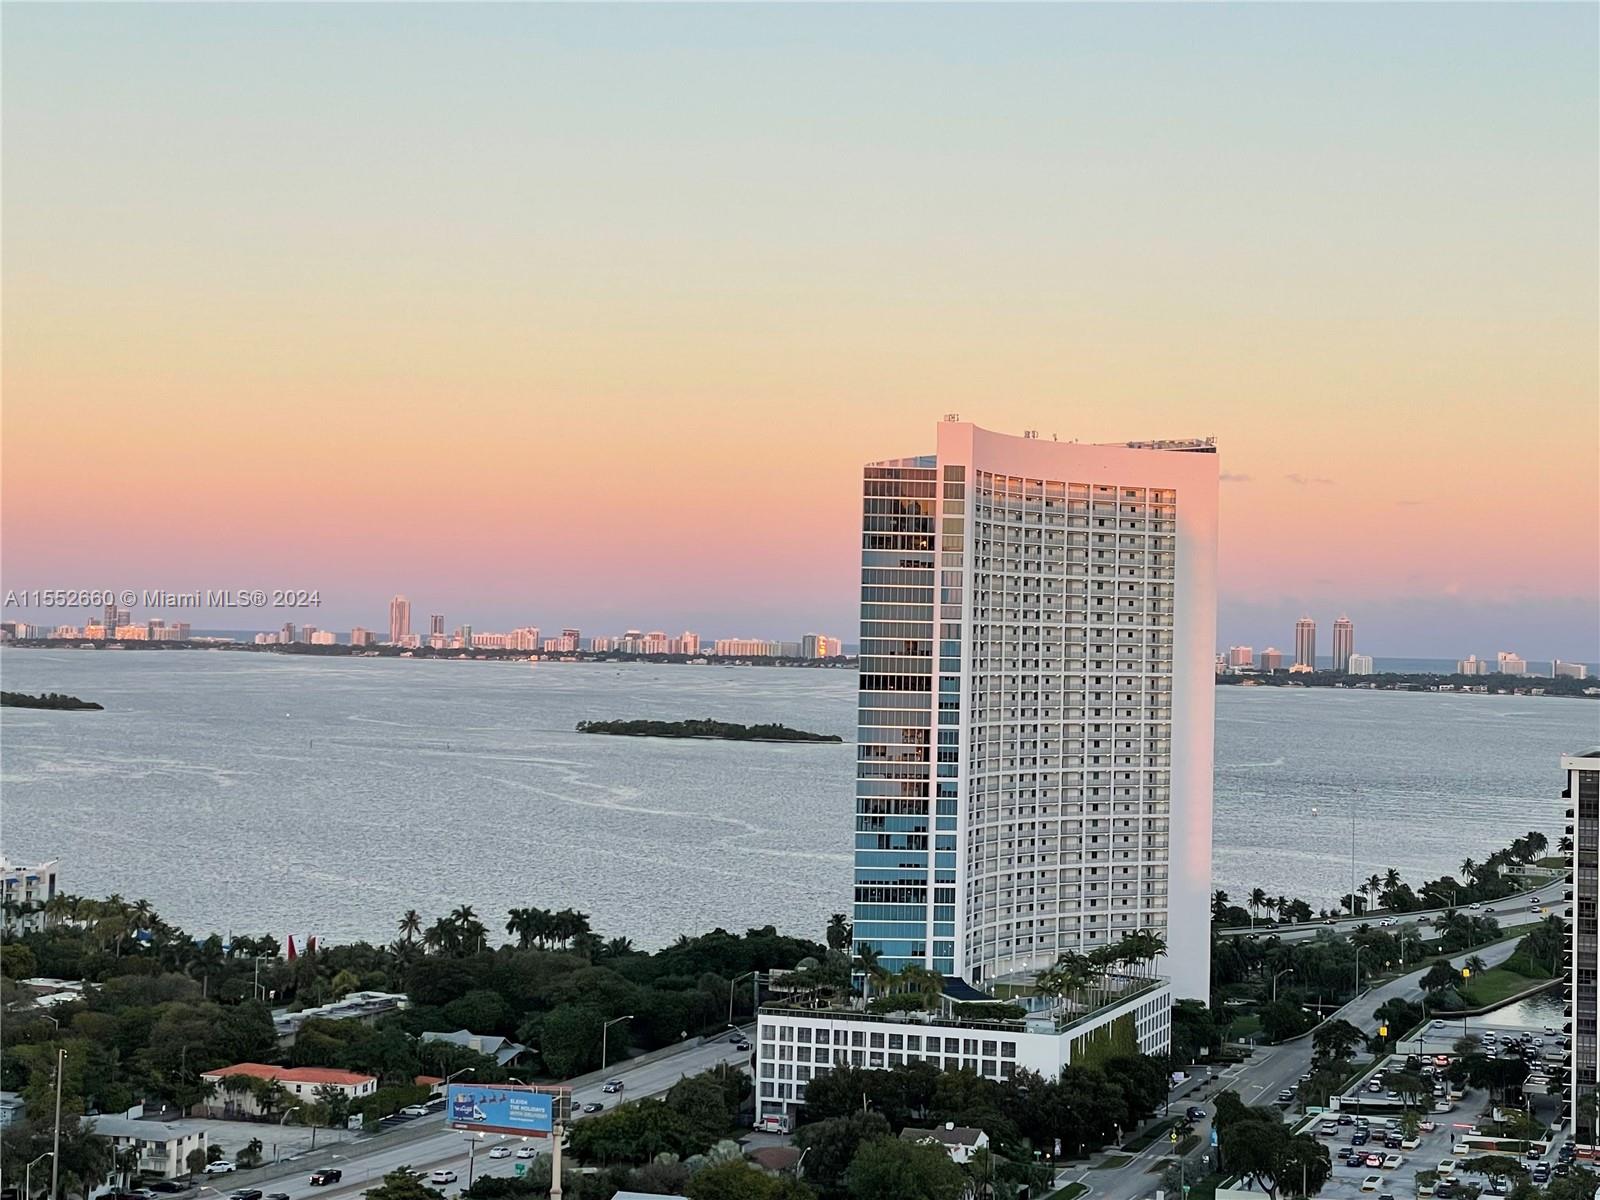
[1,857,59,933]
[754,979,1171,1123]
[851,421,1217,1001]
[87,1115,209,1179]
[1567,750,1599,1141]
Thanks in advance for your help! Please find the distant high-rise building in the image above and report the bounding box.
[388,595,411,645]
[1347,653,1375,676]
[1332,616,1354,673]
[713,638,779,657]
[1456,655,1490,675]
[103,603,117,633]
[1565,750,1599,1137]
[460,624,473,648]
[680,631,700,656]
[282,622,296,644]
[562,628,581,651]
[1259,647,1284,673]
[1554,660,1590,680]
[1294,617,1317,669]
[310,629,336,645]
[429,614,445,637]
[1227,645,1253,670]
[1496,651,1527,676]
[350,627,376,647]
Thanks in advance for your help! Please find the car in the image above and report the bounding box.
[1433,1055,1450,1067]
[1362,1177,1383,1192]
[148,1185,190,1195]
[1368,1081,1383,1093]
[1490,1179,1509,1196]
[429,1172,458,1185]
[1366,1154,1385,1168]
[516,1147,536,1159]
[1470,902,1481,909]
[1385,1091,1401,1101]
[1545,1025,1557,1035]
[1186,1107,1207,1122]
[1379,1194,1396,1200]
[1534,1038,1545,1047]
[601,1080,624,1094]
[734,1040,752,1051]
[1386,1137,1403,1150]
[1434,1102,1452,1113]
[1420,1122,1438,1133]
[205,1164,237,1176]
[488,1147,512,1159]
[228,1191,262,1200]
[1339,1115,1354,1126]
[266,1193,291,1200]
[582,1101,604,1113]
[1533,1166,1551,1183]
[1555,1163,1573,1177]
[1353,1131,1371,1145]
[401,1104,430,1116]
[308,1172,342,1187]
[1436,1183,1455,1199]
[1526,1147,1544,1161]
[1484,906,1496,914]
[1326,918,1340,926]
[1277,1089,1295,1103]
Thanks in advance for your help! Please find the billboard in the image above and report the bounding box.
[446,1084,555,1136]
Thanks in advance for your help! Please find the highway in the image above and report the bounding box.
[1217,886,1566,945]
[216,1030,755,1200]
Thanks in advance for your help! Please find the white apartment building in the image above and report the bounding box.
[1348,653,1375,676]
[1497,651,1528,676]
[88,1115,210,1179]
[714,638,780,657]
[1226,645,1253,670]
[1457,655,1491,675]
[1555,661,1590,681]
[1,857,59,932]
[851,421,1216,1000]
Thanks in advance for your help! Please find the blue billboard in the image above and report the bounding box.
[446,1084,555,1136]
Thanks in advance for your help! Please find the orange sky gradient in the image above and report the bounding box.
[3,5,1595,656]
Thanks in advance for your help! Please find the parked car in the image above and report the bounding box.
[1339,1115,1354,1126]
[601,1080,624,1094]
[1436,1183,1455,1199]
[429,1172,457,1185]
[204,1164,236,1176]
[400,1104,430,1116]
[148,1185,190,1195]
[1319,1121,1339,1136]
[488,1147,512,1160]
[1276,1089,1295,1103]
[308,1171,342,1187]
[1366,1153,1385,1168]
[1362,1177,1383,1192]
[1353,1131,1371,1145]
[1533,1165,1551,1183]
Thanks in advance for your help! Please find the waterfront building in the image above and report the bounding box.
[1497,651,1528,676]
[114,624,149,640]
[350,627,376,647]
[1456,655,1490,675]
[1566,750,1599,1141]
[757,422,1211,1124]
[1226,645,1253,670]
[388,595,411,644]
[1332,615,1354,673]
[0,857,58,934]
[281,621,296,644]
[51,625,80,639]
[1294,616,1317,669]
[1347,653,1375,676]
[310,630,337,645]
[429,613,445,637]
[681,631,701,655]
[847,421,1216,995]
[1555,661,1590,680]
[714,638,780,657]
[398,633,422,649]
[1258,647,1284,673]
[82,623,107,639]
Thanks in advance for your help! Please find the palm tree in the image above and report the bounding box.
[1465,954,1488,975]
[896,964,945,1010]
[1560,835,1574,854]
[1460,857,1477,879]
[853,944,889,1004]
[603,936,635,958]
[398,910,423,944]
[1249,888,1268,927]
[826,913,852,952]
[1212,889,1231,920]
[1035,952,1092,1011]
[1367,874,1383,907]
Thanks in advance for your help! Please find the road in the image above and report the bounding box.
[1074,939,1532,1200]
[1218,886,1566,945]
[214,1031,755,1200]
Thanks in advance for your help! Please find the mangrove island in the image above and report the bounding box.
[2,691,104,711]
[576,718,842,742]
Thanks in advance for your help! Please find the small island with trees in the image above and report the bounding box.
[1,691,103,711]
[576,718,842,743]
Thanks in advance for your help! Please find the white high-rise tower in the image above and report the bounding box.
[1332,615,1354,673]
[388,595,411,645]
[850,421,1218,1001]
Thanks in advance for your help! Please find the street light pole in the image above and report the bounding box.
[1354,946,1366,1000]
[1273,968,1295,1003]
[26,1152,53,1200]
[729,972,756,1025]
[50,1047,64,1200]
[601,1015,634,1073]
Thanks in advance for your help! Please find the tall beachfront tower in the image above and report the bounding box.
[388,595,411,645]
[851,420,1218,1001]
[1294,616,1317,669]
[1332,615,1355,673]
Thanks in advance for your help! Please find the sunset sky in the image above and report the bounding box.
[3,4,1596,658]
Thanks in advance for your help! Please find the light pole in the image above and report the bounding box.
[26,1152,53,1200]
[601,1015,633,1072]
[50,1047,64,1200]
[1353,945,1367,1000]
[444,1065,476,1086]
[729,972,756,1025]
[1272,968,1295,1004]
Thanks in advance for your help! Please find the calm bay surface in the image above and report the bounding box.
[1,649,1594,947]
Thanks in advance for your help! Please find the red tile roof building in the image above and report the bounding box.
[199,1063,378,1118]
